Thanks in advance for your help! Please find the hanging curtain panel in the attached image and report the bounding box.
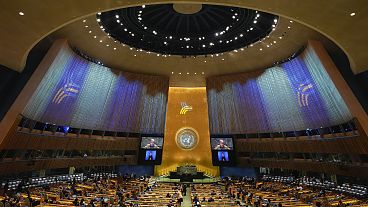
[207,43,352,134]
[23,43,169,134]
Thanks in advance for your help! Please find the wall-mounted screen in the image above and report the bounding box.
[145,150,157,161]
[140,137,164,149]
[210,138,234,150]
[217,151,229,162]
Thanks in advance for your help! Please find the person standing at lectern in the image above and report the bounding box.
[221,152,227,161]
[148,152,153,160]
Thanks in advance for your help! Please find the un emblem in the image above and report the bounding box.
[175,128,199,150]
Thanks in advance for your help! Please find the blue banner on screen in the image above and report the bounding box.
[217,151,229,162]
[145,150,157,161]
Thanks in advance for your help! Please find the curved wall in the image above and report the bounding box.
[207,42,352,134]
[23,42,168,134]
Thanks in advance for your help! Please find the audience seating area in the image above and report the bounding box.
[1,174,368,206]
[0,175,148,207]
[191,184,237,206]
[262,175,368,197]
[227,176,368,207]
[131,183,183,207]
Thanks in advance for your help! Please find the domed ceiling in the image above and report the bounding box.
[97,4,278,56]
[0,1,367,78]
[49,3,332,87]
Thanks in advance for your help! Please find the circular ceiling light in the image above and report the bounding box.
[173,3,203,14]
[97,4,278,56]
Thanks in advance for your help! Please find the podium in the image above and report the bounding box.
[169,165,205,182]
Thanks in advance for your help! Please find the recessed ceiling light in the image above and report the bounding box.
[171,72,174,74]
[289,20,293,23]
[202,72,204,74]
[259,48,263,51]
[85,25,88,28]
[88,30,92,33]
[99,40,102,42]
[113,48,116,50]
[134,54,137,56]
[106,44,109,47]
[350,12,356,16]
[187,72,189,74]
[287,26,291,29]
[179,72,181,75]
[221,58,224,61]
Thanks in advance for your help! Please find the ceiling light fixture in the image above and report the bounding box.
[350,12,356,16]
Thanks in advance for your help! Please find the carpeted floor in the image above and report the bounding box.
[181,188,192,207]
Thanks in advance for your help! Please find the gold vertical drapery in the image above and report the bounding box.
[155,87,219,176]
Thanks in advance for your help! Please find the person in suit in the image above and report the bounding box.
[144,139,159,149]
[214,139,230,150]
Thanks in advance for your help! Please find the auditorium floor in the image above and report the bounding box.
[182,188,192,207]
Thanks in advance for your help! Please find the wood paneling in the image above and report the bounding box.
[235,135,368,154]
[237,157,368,178]
[0,156,137,176]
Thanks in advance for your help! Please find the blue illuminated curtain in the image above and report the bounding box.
[23,44,169,134]
[207,43,352,134]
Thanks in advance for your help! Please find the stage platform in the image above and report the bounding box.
[156,176,220,184]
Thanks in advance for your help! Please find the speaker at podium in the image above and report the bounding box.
[169,165,205,182]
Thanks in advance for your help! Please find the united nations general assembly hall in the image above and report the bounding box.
[0,1,368,207]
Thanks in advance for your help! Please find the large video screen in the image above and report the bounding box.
[140,137,163,149]
[210,138,234,150]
